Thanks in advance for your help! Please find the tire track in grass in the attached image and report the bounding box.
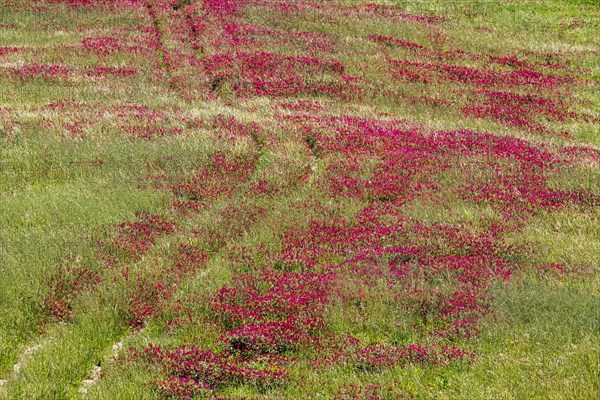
[0,1,207,395]
[3,114,268,397]
[0,341,45,396]
[78,341,122,396]
[144,0,212,100]
[77,269,211,397]
[5,0,600,398]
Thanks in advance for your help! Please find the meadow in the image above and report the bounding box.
[0,0,599,399]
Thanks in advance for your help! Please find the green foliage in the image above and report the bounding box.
[0,0,598,399]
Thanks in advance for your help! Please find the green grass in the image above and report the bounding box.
[448,273,599,400]
[1,0,599,398]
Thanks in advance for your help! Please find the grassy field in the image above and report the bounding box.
[0,0,598,399]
